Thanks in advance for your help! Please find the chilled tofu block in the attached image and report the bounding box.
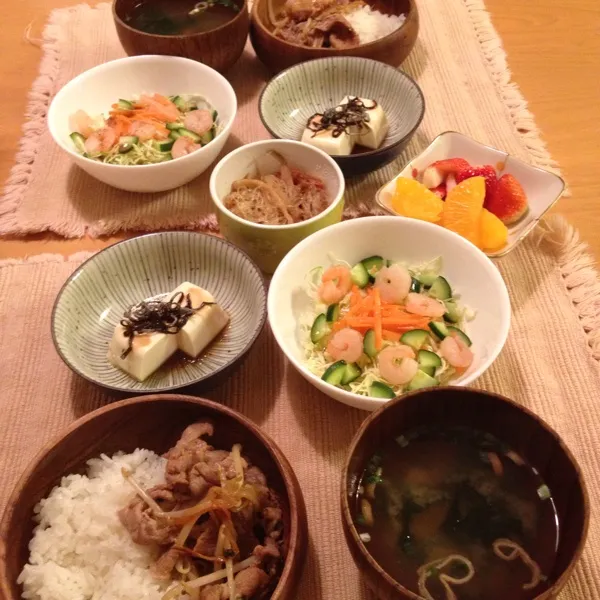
[300,115,354,156]
[171,281,230,358]
[340,96,389,150]
[107,325,178,382]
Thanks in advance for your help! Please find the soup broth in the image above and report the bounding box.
[125,0,241,35]
[355,426,559,600]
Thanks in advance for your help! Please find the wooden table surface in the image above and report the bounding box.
[1,0,599,260]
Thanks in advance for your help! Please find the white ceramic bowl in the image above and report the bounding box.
[268,216,511,411]
[209,139,345,274]
[48,55,237,192]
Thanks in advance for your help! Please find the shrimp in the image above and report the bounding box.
[184,109,214,136]
[378,345,419,385]
[404,292,446,318]
[83,127,117,155]
[69,109,95,137]
[326,328,364,363]
[374,264,411,304]
[129,120,166,142]
[171,136,201,159]
[318,265,352,304]
[439,335,474,369]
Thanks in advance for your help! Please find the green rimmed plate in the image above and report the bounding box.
[51,232,267,393]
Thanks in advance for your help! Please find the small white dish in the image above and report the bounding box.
[268,216,511,412]
[48,55,237,193]
[375,131,566,257]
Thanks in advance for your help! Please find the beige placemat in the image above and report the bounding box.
[1,216,599,598]
[0,0,562,237]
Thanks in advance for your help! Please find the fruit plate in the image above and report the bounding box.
[374,130,566,257]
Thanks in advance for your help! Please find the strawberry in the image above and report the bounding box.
[422,158,471,189]
[486,173,528,225]
[431,183,447,199]
[455,165,498,200]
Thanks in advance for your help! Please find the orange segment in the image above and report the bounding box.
[391,178,444,223]
[479,208,508,251]
[442,176,486,245]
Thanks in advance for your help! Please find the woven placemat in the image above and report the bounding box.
[1,217,599,598]
[0,0,562,237]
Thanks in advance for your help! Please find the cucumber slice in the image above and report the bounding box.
[419,366,436,377]
[429,321,449,340]
[363,329,378,359]
[326,303,341,323]
[322,360,347,386]
[417,349,442,369]
[351,262,370,288]
[407,370,439,390]
[118,136,139,154]
[428,276,452,300]
[410,277,422,293]
[361,256,385,280]
[447,326,472,347]
[310,313,330,344]
[69,132,86,153]
[172,95,187,110]
[117,99,134,110]
[342,363,362,385]
[199,127,215,145]
[370,381,396,399]
[154,139,175,152]
[443,300,461,323]
[400,329,429,351]
[166,122,184,130]
[169,130,182,141]
[417,272,438,288]
[179,128,202,143]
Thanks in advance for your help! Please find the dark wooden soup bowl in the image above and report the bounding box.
[113,0,250,73]
[0,395,308,600]
[250,0,418,74]
[341,387,589,600]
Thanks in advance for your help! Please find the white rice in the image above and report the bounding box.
[345,6,406,45]
[18,450,168,600]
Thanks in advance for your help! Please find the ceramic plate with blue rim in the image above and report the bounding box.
[51,232,267,393]
[259,57,425,177]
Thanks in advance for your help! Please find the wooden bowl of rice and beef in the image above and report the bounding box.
[0,395,308,600]
[250,0,418,73]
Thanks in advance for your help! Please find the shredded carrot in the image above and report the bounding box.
[349,286,362,308]
[373,288,382,350]
[382,330,402,342]
[488,452,504,477]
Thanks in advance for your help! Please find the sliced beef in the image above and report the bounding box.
[253,536,280,561]
[193,518,220,556]
[118,487,180,546]
[199,584,225,600]
[311,14,359,49]
[150,547,181,580]
[233,566,269,598]
[164,421,214,490]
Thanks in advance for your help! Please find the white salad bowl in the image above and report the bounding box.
[47,55,237,193]
[268,216,511,411]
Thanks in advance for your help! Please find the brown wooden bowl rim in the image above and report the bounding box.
[50,231,267,394]
[258,57,425,160]
[0,393,307,600]
[340,387,591,599]
[251,0,416,52]
[113,0,250,40]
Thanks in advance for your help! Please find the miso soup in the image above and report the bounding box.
[125,0,241,36]
[355,426,559,600]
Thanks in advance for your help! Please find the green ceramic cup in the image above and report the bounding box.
[209,140,345,274]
